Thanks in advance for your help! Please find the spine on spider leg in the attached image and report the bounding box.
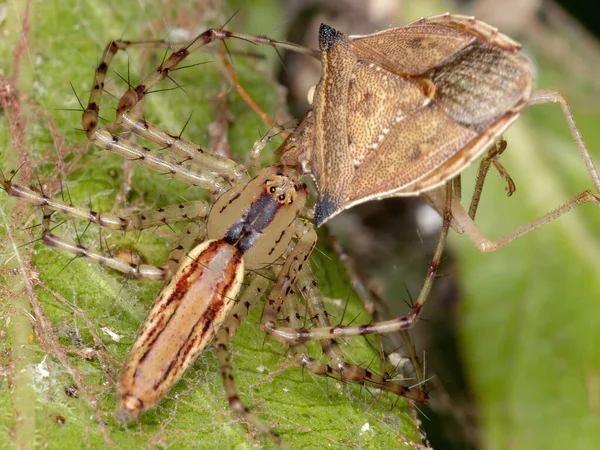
[295,267,429,402]
[260,223,317,340]
[0,175,211,231]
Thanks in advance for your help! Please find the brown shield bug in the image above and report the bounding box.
[279,14,599,249]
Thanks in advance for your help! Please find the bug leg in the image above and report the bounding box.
[437,88,600,251]
[468,139,516,220]
[454,189,600,252]
[427,92,600,252]
[263,183,452,342]
[213,329,291,450]
[530,89,600,193]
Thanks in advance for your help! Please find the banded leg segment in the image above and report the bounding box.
[217,273,271,341]
[41,231,165,280]
[261,221,317,337]
[112,30,316,122]
[213,330,290,450]
[81,27,317,197]
[1,174,210,230]
[249,120,301,175]
[95,130,232,193]
[162,221,206,281]
[120,115,249,184]
[292,268,428,401]
[263,183,452,344]
[83,28,317,137]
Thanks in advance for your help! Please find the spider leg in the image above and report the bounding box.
[213,329,291,450]
[291,268,428,401]
[1,175,209,230]
[262,183,452,346]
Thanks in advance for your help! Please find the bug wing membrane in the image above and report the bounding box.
[312,17,533,225]
[117,239,244,421]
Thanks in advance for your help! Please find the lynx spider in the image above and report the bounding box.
[0,15,431,448]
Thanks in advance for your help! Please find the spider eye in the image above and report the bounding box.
[278,194,286,201]
[269,186,276,193]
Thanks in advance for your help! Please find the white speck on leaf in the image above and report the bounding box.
[101,327,122,342]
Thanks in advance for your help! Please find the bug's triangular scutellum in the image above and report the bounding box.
[310,17,534,226]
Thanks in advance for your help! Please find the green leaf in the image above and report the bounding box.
[457,71,600,449]
[0,1,423,449]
